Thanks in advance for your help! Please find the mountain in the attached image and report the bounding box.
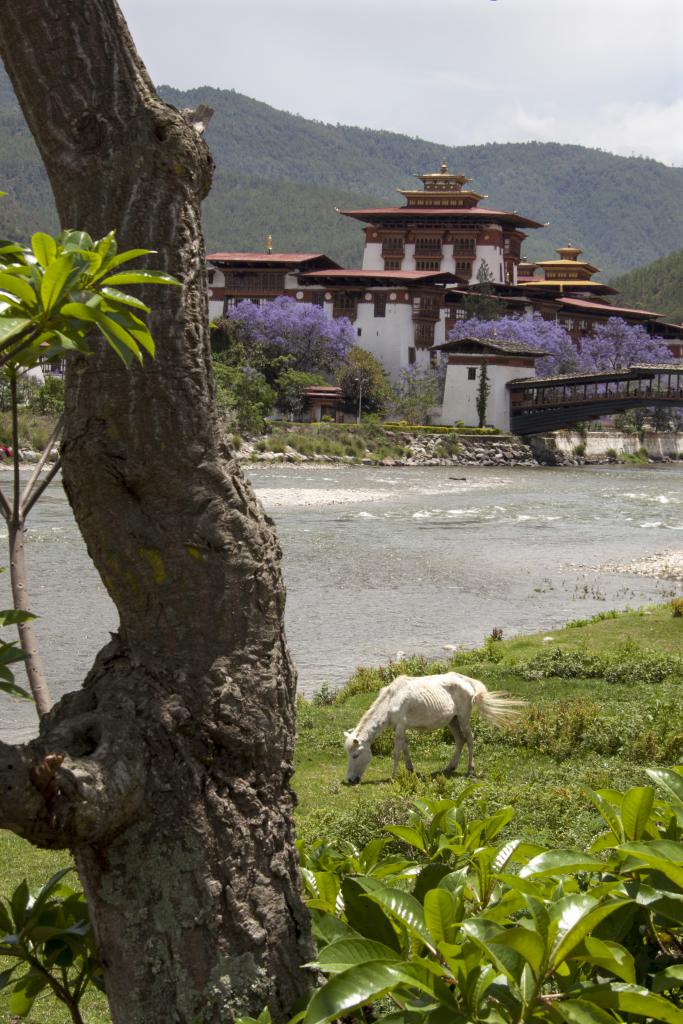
[1,68,683,278]
[609,249,683,325]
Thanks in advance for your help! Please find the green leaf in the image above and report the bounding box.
[22,867,75,936]
[652,964,683,993]
[303,961,425,1024]
[555,998,620,1024]
[0,678,31,700]
[100,286,151,313]
[0,610,35,626]
[550,894,625,969]
[340,878,400,952]
[364,883,435,950]
[311,938,401,972]
[520,849,604,878]
[0,965,16,991]
[570,936,635,983]
[579,981,683,1024]
[59,230,94,252]
[30,233,57,268]
[99,269,180,287]
[619,839,683,888]
[384,825,427,853]
[621,787,655,841]
[40,254,80,312]
[90,247,152,280]
[412,863,451,904]
[0,317,32,344]
[647,767,683,809]
[0,899,15,935]
[10,880,29,930]
[0,272,37,308]
[583,787,624,843]
[310,909,359,948]
[423,888,459,946]
[490,926,546,976]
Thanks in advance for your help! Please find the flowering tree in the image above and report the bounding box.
[578,318,673,371]
[227,296,355,376]
[391,364,445,424]
[448,313,581,376]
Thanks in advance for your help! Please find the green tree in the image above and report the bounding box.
[476,358,490,427]
[391,365,444,425]
[213,358,276,435]
[336,346,392,417]
[462,259,501,320]
[275,368,327,420]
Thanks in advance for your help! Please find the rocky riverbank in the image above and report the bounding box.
[237,432,538,467]
[605,550,683,582]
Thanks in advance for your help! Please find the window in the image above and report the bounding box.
[408,347,416,365]
[357,328,362,337]
[384,258,401,270]
[311,292,325,307]
[429,350,438,367]
[468,367,477,381]
[373,293,387,317]
[456,260,473,277]
[207,270,215,284]
[415,259,441,271]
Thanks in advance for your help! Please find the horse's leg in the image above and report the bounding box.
[461,705,476,776]
[392,729,402,777]
[445,717,465,775]
[403,733,414,773]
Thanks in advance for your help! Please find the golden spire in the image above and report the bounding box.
[266,234,273,254]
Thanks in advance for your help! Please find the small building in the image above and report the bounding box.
[434,336,547,431]
[301,385,345,423]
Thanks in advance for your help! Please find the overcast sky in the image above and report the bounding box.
[119,0,683,166]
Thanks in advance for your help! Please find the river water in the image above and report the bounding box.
[2,463,682,742]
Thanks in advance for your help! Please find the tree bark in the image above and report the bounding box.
[0,3,315,1022]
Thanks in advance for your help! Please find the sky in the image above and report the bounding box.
[119,0,683,166]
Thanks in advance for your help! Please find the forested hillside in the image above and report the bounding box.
[609,249,683,324]
[1,67,682,277]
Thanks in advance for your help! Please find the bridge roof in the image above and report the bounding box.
[508,363,683,389]
[434,336,547,357]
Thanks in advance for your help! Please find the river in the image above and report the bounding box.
[2,462,682,741]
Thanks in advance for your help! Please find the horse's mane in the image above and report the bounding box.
[353,677,408,739]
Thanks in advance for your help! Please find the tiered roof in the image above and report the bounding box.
[338,161,543,230]
[517,244,616,296]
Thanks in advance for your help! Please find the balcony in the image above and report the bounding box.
[412,297,441,321]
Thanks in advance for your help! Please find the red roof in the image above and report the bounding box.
[558,297,662,319]
[299,269,458,282]
[207,252,340,269]
[338,206,543,229]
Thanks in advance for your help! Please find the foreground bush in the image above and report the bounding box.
[289,769,683,1024]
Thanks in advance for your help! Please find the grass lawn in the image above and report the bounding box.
[2,602,681,1023]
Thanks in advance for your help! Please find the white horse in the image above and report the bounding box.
[344,672,525,784]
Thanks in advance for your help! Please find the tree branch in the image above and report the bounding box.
[20,413,64,516]
[22,454,62,519]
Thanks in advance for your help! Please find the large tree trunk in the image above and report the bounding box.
[0,4,315,1022]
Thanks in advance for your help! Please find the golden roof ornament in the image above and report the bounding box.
[266,234,273,254]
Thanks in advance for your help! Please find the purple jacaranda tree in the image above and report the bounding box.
[448,313,581,376]
[227,296,355,375]
[448,313,674,377]
[577,318,674,371]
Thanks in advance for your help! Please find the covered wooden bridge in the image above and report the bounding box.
[508,364,683,434]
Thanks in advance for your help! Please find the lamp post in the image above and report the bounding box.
[354,376,363,424]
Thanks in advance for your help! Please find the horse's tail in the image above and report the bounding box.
[472,682,526,727]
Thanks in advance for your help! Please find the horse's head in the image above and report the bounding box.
[344,730,372,785]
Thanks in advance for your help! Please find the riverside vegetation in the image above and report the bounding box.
[1,603,682,1023]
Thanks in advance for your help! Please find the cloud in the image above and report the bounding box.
[462,99,683,165]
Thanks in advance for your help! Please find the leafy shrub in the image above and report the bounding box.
[515,644,607,680]
[603,646,681,685]
[573,441,586,455]
[671,597,683,618]
[288,772,683,1024]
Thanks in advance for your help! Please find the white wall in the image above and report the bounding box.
[353,299,415,382]
[473,245,503,285]
[439,362,527,430]
[362,243,384,271]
